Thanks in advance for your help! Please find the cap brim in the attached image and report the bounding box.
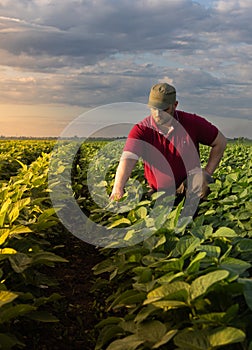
[147,100,170,110]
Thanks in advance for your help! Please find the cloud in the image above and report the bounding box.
[0,0,251,133]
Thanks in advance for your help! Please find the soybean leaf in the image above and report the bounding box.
[152,300,187,309]
[213,227,237,237]
[109,290,146,310]
[134,305,158,323]
[208,327,245,348]
[8,253,32,273]
[174,329,210,350]
[220,257,251,275]
[0,333,25,349]
[95,325,125,350]
[153,329,178,348]
[190,270,229,301]
[95,317,123,329]
[31,252,68,265]
[186,252,207,274]
[236,239,252,252]
[27,311,59,322]
[0,229,9,246]
[0,291,18,308]
[199,245,221,258]
[145,281,190,304]
[0,304,36,324]
[106,335,144,350]
[238,278,252,310]
[176,237,201,257]
[136,320,166,344]
[107,218,131,228]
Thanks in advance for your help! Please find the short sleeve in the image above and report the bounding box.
[193,114,219,145]
[123,124,145,157]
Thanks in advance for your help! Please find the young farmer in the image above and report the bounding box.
[110,83,227,201]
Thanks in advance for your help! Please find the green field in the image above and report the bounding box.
[0,139,251,349]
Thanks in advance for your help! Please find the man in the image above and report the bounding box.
[110,82,227,202]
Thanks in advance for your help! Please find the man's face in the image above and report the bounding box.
[150,104,174,126]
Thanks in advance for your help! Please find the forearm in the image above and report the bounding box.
[110,158,137,199]
[205,131,227,175]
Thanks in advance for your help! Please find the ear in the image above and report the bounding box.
[174,101,178,109]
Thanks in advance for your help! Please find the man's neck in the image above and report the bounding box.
[158,120,174,134]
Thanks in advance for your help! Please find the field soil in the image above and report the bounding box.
[25,231,104,350]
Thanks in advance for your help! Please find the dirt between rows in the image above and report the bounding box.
[26,232,104,350]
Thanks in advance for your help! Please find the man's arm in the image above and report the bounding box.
[110,158,138,200]
[204,130,227,175]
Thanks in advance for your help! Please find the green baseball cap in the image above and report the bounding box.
[148,83,176,110]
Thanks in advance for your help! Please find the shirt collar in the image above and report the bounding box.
[150,110,179,136]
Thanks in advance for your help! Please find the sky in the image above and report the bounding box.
[0,0,252,138]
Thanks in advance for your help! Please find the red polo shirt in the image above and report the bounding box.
[123,110,218,191]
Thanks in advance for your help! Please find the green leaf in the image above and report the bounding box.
[33,293,62,307]
[8,253,32,273]
[174,329,210,350]
[199,245,221,258]
[238,278,252,310]
[109,290,146,310]
[31,252,68,265]
[93,258,115,275]
[119,320,136,334]
[0,198,11,226]
[8,198,31,223]
[136,267,153,283]
[134,305,157,323]
[0,291,18,308]
[95,325,124,350]
[145,281,190,304]
[196,311,227,324]
[165,200,184,230]
[208,327,245,347]
[135,207,148,219]
[37,208,57,223]
[0,333,25,349]
[107,217,131,228]
[106,334,144,350]
[9,225,33,235]
[226,172,239,182]
[236,239,252,252]
[96,317,123,329]
[186,252,207,274]
[220,257,251,275]
[136,320,166,344]
[0,304,36,323]
[157,257,184,272]
[190,270,229,301]
[213,227,237,237]
[0,248,17,257]
[0,229,9,246]
[153,329,178,348]
[124,230,135,241]
[176,237,201,257]
[27,311,59,322]
[152,300,187,309]
[157,272,184,284]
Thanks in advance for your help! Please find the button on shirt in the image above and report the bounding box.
[123,110,218,191]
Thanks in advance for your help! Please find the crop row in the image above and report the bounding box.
[0,145,67,349]
[0,139,251,349]
[0,140,55,181]
[72,140,252,350]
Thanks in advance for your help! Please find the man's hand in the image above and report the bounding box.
[109,157,137,201]
[189,168,213,199]
[109,188,124,201]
